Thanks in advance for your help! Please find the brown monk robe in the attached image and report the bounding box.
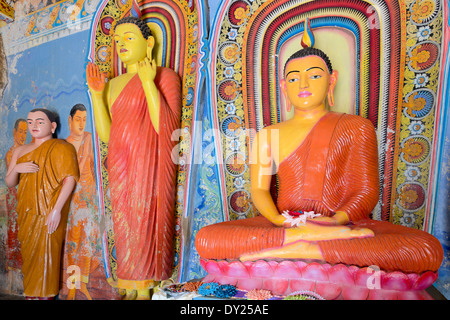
[195,45,443,275]
[16,139,79,297]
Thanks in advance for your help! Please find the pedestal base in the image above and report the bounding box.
[200,259,438,300]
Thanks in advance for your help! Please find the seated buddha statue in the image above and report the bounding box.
[195,24,443,275]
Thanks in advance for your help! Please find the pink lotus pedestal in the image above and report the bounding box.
[200,259,438,300]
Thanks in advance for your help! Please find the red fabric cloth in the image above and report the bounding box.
[108,68,181,283]
[16,139,79,297]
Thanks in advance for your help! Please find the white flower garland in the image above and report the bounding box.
[281,210,321,227]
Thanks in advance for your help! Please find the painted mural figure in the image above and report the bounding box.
[61,103,101,300]
[4,119,27,272]
[5,119,27,168]
[86,16,181,300]
[195,24,443,275]
[5,108,79,299]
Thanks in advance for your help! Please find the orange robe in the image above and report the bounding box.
[63,132,100,284]
[107,67,181,289]
[16,139,79,297]
[196,112,443,274]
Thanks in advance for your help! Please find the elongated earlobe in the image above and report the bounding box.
[147,36,155,60]
[327,70,338,107]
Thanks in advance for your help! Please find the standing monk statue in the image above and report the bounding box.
[86,16,181,300]
[195,22,443,275]
[5,108,79,300]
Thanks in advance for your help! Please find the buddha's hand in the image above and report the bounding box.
[309,210,350,226]
[137,57,157,84]
[86,62,106,94]
[266,214,287,227]
[13,161,39,174]
[45,209,61,234]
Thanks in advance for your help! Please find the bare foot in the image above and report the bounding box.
[240,223,374,262]
[284,221,374,244]
[240,241,322,261]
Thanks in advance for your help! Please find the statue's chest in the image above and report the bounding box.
[276,124,315,165]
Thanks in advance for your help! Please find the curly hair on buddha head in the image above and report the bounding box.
[114,16,153,40]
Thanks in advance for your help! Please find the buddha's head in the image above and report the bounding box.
[113,16,154,67]
[13,118,27,146]
[281,47,338,113]
[68,104,87,138]
[27,108,58,140]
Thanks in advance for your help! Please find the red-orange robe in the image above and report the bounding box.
[107,67,181,289]
[196,112,443,274]
[16,139,79,297]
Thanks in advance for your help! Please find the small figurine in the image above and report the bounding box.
[5,108,79,299]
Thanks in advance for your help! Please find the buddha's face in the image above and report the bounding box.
[27,111,56,140]
[13,121,27,146]
[69,110,87,137]
[281,55,337,112]
[114,23,150,65]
